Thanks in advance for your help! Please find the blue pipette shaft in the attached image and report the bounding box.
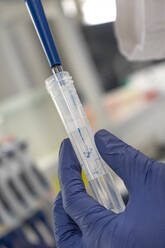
[25,0,61,68]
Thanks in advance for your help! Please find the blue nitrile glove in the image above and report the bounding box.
[54,129,165,248]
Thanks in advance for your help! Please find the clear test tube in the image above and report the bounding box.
[46,71,125,213]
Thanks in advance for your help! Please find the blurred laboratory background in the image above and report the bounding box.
[0,0,165,247]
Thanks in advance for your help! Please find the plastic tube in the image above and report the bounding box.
[46,71,125,213]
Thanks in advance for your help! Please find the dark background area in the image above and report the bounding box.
[82,22,164,92]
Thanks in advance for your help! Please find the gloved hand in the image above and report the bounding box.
[54,129,165,248]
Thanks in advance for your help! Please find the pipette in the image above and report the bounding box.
[25,0,125,212]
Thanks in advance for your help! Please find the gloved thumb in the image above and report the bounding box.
[95,130,153,192]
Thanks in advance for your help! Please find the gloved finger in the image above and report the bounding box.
[95,130,152,192]
[59,139,117,232]
[54,192,81,246]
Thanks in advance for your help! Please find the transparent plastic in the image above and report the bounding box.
[46,71,125,213]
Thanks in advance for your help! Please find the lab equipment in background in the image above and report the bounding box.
[102,62,165,161]
[25,0,125,212]
[0,140,55,247]
[104,87,159,124]
[0,211,55,247]
[115,0,165,61]
[3,146,39,211]
[0,140,51,221]
[14,141,51,200]
[0,151,28,220]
